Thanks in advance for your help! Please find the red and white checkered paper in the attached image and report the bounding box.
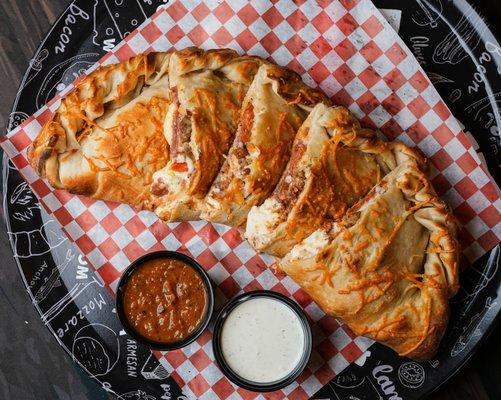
[2,0,501,399]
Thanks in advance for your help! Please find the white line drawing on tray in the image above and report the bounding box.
[7,0,85,111]
[412,0,442,28]
[398,362,425,389]
[7,111,29,131]
[101,381,113,392]
[465,92,501,122]
[3,155,118,398]
[41,276,104,324]
[8,220,67,258]
[330,375,383,400]
[29,48,49,72]
[141,353,170,380]
[33,249,75,304]
[452,247,499,318]
[485,41,501,74]
[117,390,157,400]
[93,0,119,50]
[481,112,497,130]
[23,48,50,88]
[9,181,41,222]
[450,297,497,357]
[93,0,147,50]
[426,71,454,85]
[102,383,160,400]
[6,48,50,109]
[7,160,18,171]
[432,11,487,65]
[72,323,120,378]
[36,53,100,109]
[354,350,371,367]
[449,88,462,103]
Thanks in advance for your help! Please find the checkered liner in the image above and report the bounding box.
[1,0,500,398]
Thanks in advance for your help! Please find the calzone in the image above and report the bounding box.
[151,48,264,221]
[27,48,461,361]
[29,52,172,209]
[279,161,460,360]
[202,63,327,227]
[246,103,426,257]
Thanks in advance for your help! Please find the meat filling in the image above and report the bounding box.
[170,89,193,162]
[208,103,254,198]
[272,141,307,212]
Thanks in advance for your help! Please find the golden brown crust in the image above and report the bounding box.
[27,47,460,360]
[279,161,460,360]
[245,103,428,258]
[151,48,265,221]
[28,52,172,208]
[201,63,329,227]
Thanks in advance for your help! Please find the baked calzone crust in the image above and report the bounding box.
[151,48,264,221]
[27,47,461,360]
[280,161,460,360]
[28,53,172,208]
[202,64,327,227]
[246,103,426,257]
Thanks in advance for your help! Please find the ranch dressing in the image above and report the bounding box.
[220,297,305,383]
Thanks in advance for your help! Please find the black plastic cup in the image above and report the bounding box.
[212,290,312,392]
[116,250,214,351]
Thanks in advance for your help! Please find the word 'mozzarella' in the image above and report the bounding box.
[56,293,106,337]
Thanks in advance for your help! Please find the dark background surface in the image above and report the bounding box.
[0,1,499,399]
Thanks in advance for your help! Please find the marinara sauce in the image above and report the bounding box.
[122,257,207,343]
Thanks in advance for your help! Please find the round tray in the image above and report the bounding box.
[2,1,500,399]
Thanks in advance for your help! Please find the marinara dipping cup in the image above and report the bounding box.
[212,290,312,392]
[116,251,214,350]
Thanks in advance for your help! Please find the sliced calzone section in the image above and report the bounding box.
[280,161,459,360]
[151,48,264,221]
[201,64,328,227]
[28,52,172,209]
[246,103,426,257]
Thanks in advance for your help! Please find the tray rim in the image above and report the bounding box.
[2,0,500,399]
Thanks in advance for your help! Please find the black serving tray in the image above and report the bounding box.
[2,1,500,399]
